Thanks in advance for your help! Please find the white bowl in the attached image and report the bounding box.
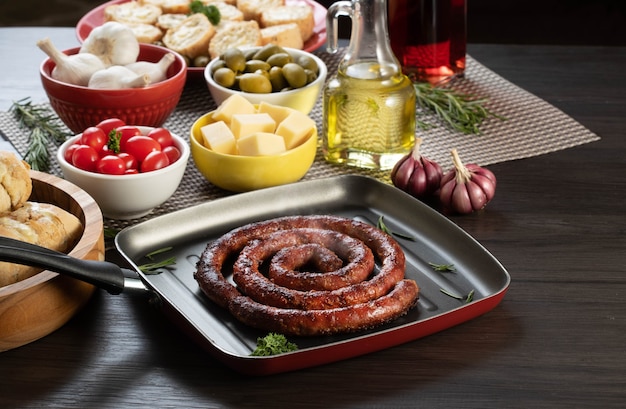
[204,47,327,114]
[57,127,190,220]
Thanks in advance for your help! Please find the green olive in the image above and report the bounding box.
[281,63,308,88]
[252,44,286,61]
[266,52,292,68]
[238,73,272,93]
[210,59,227,73]
[213,67,237,88]
[304,69,318,84]
[193,55,210,68]
[269,66,288,92]
[244,59,271,73]
[297,55,318,74]
[222,48,246,72]
[254,69,270,81]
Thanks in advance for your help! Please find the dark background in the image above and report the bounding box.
[1,0,625,45]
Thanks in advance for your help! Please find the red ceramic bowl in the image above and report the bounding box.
[40,43,187,133]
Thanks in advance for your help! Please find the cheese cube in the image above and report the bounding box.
[230,113,276,140]
[212,94,256,124]
[200,121,237,154]
[275,110,315,149]
[256,101,293,125]
[237,132,286,156]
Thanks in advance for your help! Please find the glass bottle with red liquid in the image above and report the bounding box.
[388,0,467,84]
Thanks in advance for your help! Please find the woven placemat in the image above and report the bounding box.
[0,50,600,230]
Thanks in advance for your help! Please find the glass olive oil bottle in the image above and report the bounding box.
[323,0,416,170]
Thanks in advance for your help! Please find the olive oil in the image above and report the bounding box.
[323,0,417,170]
[323,62,416,170]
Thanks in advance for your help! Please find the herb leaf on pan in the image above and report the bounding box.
[377,216,415,241]
[251,333,298,356]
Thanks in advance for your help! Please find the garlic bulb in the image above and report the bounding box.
[125,53,175,85]
[37,37,105,86]
[80,21,140,66]
[88,66,150,89]
[439,148,497,214]
[390,137,443,199]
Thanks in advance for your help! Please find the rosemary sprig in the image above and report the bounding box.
[413,82,504,135]
[440,288,475,303]
[429,262,456,272]
[377,216,416,241]
[137,247,176,274]
[9,98,70,171]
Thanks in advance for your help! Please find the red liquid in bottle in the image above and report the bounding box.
[388,0,467,84]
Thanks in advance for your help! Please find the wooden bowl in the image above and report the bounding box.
[0,170,104,352]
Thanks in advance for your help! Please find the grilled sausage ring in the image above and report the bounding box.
[194,215,419,336]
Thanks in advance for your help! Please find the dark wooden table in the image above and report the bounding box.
[1,27,625,409]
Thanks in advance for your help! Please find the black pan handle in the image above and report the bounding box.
[0,236,132,294]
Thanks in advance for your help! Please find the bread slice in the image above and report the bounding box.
[163,13,216,58]
[160,0,193,15]
[208,20,262,59]
[260,23,303,49]
[126,23,164,43]
[237,0,285,22]
[260,4,315,42]
[156,13,188,31]
[104,2,162,25]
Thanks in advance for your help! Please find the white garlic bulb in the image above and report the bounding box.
[80,21,140,67]
[125,53,176,85]
[88,65,150,89]
[37,37,105,86]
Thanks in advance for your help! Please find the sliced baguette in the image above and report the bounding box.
[260,23,303,49]
[260,4,315,42]
[208,20,262,59]
[163,12,216,58]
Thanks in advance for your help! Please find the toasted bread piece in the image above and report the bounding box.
[208,20,262,59]
[104,2,162,25]
[160,0,192,14]
[126,23,164,43]
[0,151,32,214]
[260,22,303,49]
[163,13,216,58]
[0,202,83,287]
[237,0,285,22]
[156,13,188,31]
[260,4,315,41]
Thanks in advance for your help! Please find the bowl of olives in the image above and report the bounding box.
[204,45,327,114]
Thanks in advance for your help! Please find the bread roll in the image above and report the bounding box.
[0,151,32,214]
[0,202,83,287]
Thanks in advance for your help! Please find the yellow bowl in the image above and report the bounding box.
[190,110,318,192]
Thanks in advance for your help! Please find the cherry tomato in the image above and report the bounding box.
[117,152,138,172]
[80,127,107,152]
[147,127,174,148]
[64,143,81,163]
[71,145,99,172]
[96,155,126,175]
[125,135,161,163]
[141,151,170,172]
[125,168,139,175]
[96,118,126,136]
[116,125,142,152]
[162,145,181,164]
